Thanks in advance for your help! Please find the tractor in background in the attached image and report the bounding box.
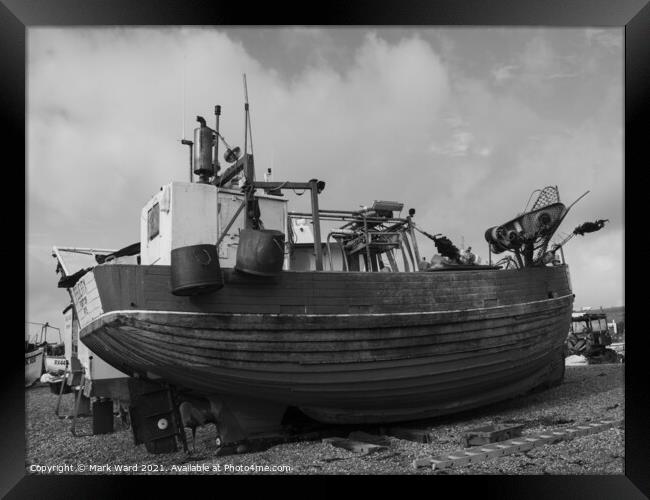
[566,311,620,364]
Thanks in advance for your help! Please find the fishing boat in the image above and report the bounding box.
[52,92,606,452]
[25,321,64,387]
[25,345,44,387]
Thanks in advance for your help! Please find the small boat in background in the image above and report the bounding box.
[25,344,44,387]
[25,321,65,387]
[44,341,66,374]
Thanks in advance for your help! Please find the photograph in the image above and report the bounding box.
[24,25,625,477]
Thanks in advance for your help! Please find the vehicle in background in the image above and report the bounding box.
[566,311,620,364]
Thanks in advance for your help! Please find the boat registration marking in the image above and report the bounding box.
[72,272,104,330]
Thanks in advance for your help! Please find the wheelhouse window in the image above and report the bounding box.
[148,203,160,240]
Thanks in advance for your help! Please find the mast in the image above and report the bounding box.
[243,74,249,180]
[242,74,255,229]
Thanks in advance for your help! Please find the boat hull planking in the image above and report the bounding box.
[76,264,573,424]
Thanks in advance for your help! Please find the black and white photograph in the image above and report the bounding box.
[22,24,629,479]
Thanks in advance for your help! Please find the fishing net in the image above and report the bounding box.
[518,203,567,237]
[531,186,561,211]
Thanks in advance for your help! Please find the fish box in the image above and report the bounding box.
[463,423,524,447]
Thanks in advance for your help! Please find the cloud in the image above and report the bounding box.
[584,29,624,51]
[492,64,519,84]
[27,28,624,327]
[27,28,452,326]
[565,227,624,309]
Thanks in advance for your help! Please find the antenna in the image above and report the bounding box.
[181,53,186,140]
[566,190,590,212]
[243,74,248,157]
[243,74,254,156]
[180,53,193,182]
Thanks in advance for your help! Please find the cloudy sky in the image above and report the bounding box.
[27,27,623,335]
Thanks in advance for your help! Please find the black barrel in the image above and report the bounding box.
[235,229,285,276]
[171,244,223,296]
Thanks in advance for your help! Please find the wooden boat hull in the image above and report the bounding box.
[75,264,573,424]
[25,348,44,387]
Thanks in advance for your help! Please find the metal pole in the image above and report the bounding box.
[407,216,422,270]
[181,139,193,183]
[310,180,323,271]
[214,105,221,177]
[189,143,193,182]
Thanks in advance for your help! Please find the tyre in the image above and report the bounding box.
[604,349,618,364]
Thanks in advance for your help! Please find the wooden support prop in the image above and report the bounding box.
[385,427,432,444]
[348,431,391,447]
[413,420,620,470]
[322,437,387,455]
[55,366,71,419]
[70,374,93,437]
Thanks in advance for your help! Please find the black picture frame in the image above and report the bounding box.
[5,0,647,497]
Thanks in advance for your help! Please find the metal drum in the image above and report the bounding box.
[170,244,223,296]
[235,229,285,276]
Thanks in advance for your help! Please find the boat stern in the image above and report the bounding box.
[70,270,105,331]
